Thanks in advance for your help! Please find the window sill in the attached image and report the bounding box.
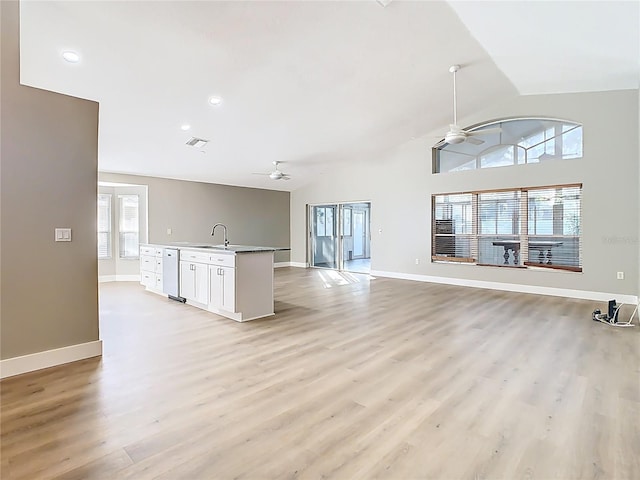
[432,259,581,273]
[524,262,582,273]
[476,263,526,269]
[431,255,474,263]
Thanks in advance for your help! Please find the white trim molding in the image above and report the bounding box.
[99,274,141,283]
[274,262,290,268]
[369,270,639,304]
[289,262,309,268]
[0,340,103,379]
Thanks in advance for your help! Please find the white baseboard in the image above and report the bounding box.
[274,262,308,268]
[369,270,639,304]
[99,274,141,283]
[0,340,103,379]
[289,262,309,268]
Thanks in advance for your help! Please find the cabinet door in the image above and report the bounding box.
[209,266,222,309]
[209,265,236,312]
[220,266,236,312]
[194,262,209,304]
[179,261,196,300]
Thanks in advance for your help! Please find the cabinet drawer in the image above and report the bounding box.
[209,253,235,267]
[155,274,163,288]
[155,258,163,273]
[141,272,154,288]
[140,255,156,271]
[154,248,163,257]
[180,250,210,263]
[140,246,155,256]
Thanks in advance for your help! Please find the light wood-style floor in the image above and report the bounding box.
[2,268,639,479]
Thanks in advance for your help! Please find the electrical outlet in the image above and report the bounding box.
[167,228,172,235]
[415,258,420,265]
[617,271,624,280]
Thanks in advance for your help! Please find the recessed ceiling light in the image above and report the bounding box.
[62,51,80,63]
[181,124,191,131]
[208,96,223,106]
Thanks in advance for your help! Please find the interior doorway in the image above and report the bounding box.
[309,202,371,274]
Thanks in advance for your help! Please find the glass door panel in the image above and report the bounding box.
[310,205,338,269]
[339,202,371,274]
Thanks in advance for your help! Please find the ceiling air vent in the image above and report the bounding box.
[185,137,209,149]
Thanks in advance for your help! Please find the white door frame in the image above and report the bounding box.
[307,201,371,271]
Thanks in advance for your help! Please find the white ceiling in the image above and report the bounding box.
[19,1,639,192]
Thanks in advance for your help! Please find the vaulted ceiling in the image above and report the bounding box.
[18,1,639,191]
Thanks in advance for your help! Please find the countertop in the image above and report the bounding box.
[148,242,290,254]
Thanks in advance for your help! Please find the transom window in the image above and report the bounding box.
[434,118,583,173]
[432,184,582,272]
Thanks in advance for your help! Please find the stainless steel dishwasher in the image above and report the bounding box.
[163,248,186,302]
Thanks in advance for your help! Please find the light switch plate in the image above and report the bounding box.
[55,228,72,242]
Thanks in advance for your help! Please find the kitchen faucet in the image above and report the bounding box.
[211,223,229,247]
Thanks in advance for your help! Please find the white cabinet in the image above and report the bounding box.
[180,260,208,305]
[142,244,277,322]
[206,250,273,322]
[209,265,236,313]
[140,245,164,294]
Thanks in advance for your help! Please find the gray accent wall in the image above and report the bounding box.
[291,89,639,297]
[98,173,291,263]
[1,1,100,359]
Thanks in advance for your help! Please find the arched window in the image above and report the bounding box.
[433,118,583,173]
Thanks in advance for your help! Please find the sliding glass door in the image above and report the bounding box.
[310,205,339,269]
[309,202,371,273]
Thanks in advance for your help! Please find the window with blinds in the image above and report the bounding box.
[432,184,582,272]
[119,194,139,259]
[97,194,112,259]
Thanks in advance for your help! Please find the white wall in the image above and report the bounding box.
[291,89,639,299]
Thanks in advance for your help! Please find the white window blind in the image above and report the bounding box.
[432,184,582,272]
[97,194,111,259]
[119,195,139,259]
[432,193,473,261]
[525,185,582,270]
[477,190,522,266]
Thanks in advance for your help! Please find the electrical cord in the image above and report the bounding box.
[592,302,637,328]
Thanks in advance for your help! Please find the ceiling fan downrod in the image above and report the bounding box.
[449,64,460,127]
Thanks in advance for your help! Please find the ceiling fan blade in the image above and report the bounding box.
[466,136,485,145]
[433,139,447,148]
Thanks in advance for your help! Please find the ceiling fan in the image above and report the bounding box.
[252,161,291,181]
[435,65,500,147]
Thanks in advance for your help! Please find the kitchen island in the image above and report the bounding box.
[140,243,288,322]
